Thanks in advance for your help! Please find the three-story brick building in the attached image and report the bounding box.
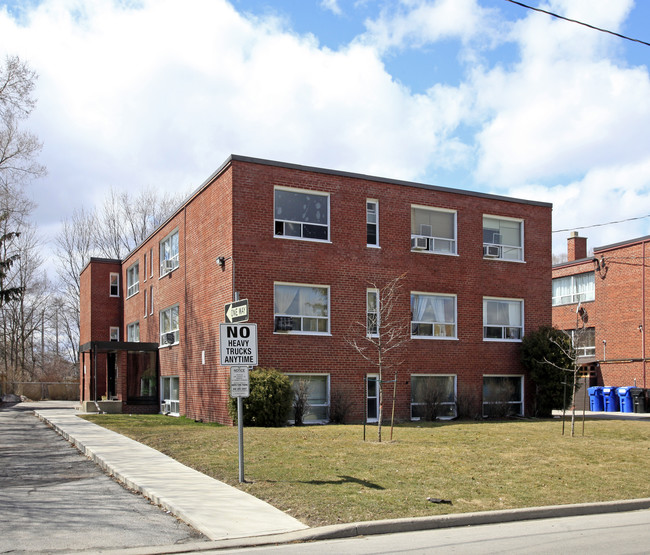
[79,155,552,423]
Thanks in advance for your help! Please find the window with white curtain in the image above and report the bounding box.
[552,273,595,306]
[483,298,523,340]
[411,206,456,254]
[274,283,329,334]
[411,293,457,338]
[483,216,523,261]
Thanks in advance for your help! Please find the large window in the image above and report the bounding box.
[288,374,329,423]
[483,298,523,341]
[367,200,379,247]
[110,273,119,297]
[411,206,456,254]
[159,305,179,345]
[274,188,329,241]
[483,375,523,417]
[552,273,595,306]
[274,283,329,334]
[127,321,140,342]
[483,216,523,261]
[411,375,457,420]
[161,376,179,415]
[160,230,179,275]
[367,289,379,337]
[411,293,456,338]
[127,351,157,403]
[126,262,139,297]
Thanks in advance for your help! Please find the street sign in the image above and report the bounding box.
[220,323,258,366]
[230,366,250,397]
[224,299,249,324]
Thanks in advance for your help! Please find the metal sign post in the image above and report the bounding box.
[230,366,250,483]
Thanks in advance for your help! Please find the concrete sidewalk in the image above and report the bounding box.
[30,402,308,542]
[25,401,650,554]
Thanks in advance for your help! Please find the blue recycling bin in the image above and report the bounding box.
[617,386,634,413]
[602,386,619,412]
[588,386,604,411]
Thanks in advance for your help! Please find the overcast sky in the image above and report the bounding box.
[2,0,650,258]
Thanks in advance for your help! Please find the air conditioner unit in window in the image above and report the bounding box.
[411,236,428,250]
[163,259,175,272]
[483,245,502,258]
[161,401,171,414]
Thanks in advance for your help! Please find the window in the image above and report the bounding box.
[483,375,523,417]
[143,253,147,282]
[552,273,595,306]
[150,285,154,315]
[411,206,456,254]
[483,216,523,261]
[126,262,139,297]
[143,289,147,317]
[161,376,179,415]
[150,248,154,278]
[483,298,523,341]
[274,188,329,241]
[159,305,179,345]
[127,321,140,342]
[274,283,329,334]
[411,293,456,338]
[288,374,329,422]
[367,289,379,337]
[411,375,457,420]
[367,200,379,246]
[127,351,157,403]
[366,375,379,422]
[109,327,120,341]
[160,230,179,275]
[109,273,119,297]
[570,327,596,358]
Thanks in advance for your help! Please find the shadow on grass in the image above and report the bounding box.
[268,474,385,490]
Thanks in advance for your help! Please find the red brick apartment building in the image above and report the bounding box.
[553,232,650,391]
[79,155,552,424]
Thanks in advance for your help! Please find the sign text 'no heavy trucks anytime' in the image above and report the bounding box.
[219,323,258,366]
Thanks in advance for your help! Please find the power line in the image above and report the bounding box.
[504,0,650,47]
[553,214,650,234]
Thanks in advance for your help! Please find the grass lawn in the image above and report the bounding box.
[82,415,650,527]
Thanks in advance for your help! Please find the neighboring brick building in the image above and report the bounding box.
[552,232,650,392]
[79,155,552,423]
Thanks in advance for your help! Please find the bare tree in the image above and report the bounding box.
[347,273,410,442]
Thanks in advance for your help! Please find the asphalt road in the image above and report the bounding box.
[216,509,650,554]
[0,402,206,554]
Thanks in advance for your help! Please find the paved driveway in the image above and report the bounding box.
[0,402,206,554]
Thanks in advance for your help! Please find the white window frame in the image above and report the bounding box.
[483,215,524,261]
[410,205,457,255]
[366,374,379,423]
[482,374,524,417]
[411,292,457,339]
[160,229,179,276]
[287,373,330,423]
[150,247,154,278]
[143,253,147,282]
[274,186,330,242]
[127,321,140,342]
[367,288,379,337]
[570,327,596,358]
[150,285,154,316]
[159,304,180,346]
[367,199,379,247]
[410,374,457,420]
[552,273,595,306]
[274,282,330,335]
[109,327,120,342]
[143,289,147,318]
[109,273,120,297]
[161,376,180,415]
[483,297,524,341]
[126,262,139,298]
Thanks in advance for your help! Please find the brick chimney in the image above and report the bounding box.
[567,231,587,261]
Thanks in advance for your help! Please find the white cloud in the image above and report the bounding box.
[320,0,342,16]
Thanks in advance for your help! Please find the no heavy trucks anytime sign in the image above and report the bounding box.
[219,323,258,366]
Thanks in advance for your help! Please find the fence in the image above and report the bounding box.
[7,382,78,401]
